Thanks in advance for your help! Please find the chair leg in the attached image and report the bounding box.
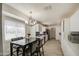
[37,51,39,56]
[42,46,44,56]
[38,49,41,56]
[36,48,41,56]
[17,47,19,56]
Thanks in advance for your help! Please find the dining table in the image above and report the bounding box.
[10,36,44,56]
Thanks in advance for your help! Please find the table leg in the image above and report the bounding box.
[29,44,32,56]
[10,43,13,56]
[22,46,26,56]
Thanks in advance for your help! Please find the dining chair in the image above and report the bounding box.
[37,38,45,56]
[35,32,45,56]
[11,37,24,56]
[30,40,39,56]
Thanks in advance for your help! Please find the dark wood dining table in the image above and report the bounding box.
[10,36,44,56]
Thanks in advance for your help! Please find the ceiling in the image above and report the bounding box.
[6,3,79,25]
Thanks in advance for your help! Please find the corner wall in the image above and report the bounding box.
[56,25,61,40]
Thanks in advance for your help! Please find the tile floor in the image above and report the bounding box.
[44,39,63,56]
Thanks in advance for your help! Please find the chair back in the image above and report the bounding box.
[11,37,24,41]
[18,37,24,39]
[37,37,45,48]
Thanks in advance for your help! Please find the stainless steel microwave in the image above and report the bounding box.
[68,32,79,44]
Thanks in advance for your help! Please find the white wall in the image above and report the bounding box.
[0,4,3,56]
[61,9,79,56]
[56,25,61,40]
[70,9,79,31]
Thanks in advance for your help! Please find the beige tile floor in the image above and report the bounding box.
[44,39,63,56]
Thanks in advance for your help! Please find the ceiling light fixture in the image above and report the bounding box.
[28,11,37,26]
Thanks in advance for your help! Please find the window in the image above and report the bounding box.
[4,18,25,40]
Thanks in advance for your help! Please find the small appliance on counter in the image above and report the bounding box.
[68,32,79,44]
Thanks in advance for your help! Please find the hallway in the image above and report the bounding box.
[44,39,63,56]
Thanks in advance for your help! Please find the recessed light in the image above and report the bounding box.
[44,5,52,10]
[29,11,32,14]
